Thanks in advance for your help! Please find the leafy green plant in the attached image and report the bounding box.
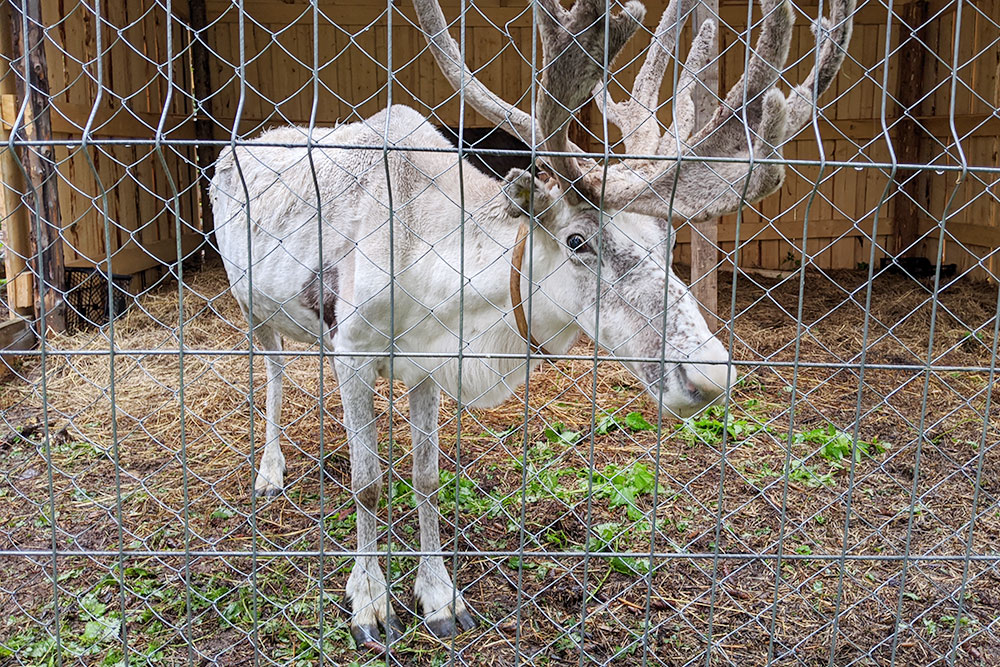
[593,462,663,520]
[588,522,650,576]
[797,425,887,465]
[543,421,581,445]
[787,460,835,488]
[624,412,656,431]
[675,406,768,447]
[593,410,657,436]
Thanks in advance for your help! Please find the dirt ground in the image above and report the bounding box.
[1,261,998,666]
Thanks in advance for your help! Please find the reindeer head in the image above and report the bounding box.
[415,0,855,416]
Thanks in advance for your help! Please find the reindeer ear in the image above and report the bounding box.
[503,168,561,219]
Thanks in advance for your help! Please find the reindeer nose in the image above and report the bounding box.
[681,338,735,406]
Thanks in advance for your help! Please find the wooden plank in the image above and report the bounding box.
[0,95,197,139]
[0,316,35,381]
[0,316,34,350]
[204,1,916,30]
[916,220,1000,250]
[65,232,203,276]
[9,0,66,333]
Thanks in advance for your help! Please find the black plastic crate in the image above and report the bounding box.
[64,267,133,332]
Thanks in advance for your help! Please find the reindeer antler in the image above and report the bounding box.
[595,0,855,221]
[412,0,644,200]
[413,0,855,222]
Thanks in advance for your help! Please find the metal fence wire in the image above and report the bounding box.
[1,0,999,664]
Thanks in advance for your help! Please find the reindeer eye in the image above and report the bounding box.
[566,234,591,253]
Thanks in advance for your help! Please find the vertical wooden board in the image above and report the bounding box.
[211,23,236,123]
[169,12,190,117]
[719,241,733,271]
[53,145,79,264]
[954,7,975,116]
[479,25,505,128]
[779,139,798,222]
[228,17,254,129]
[413,17,433,116]
[675,242,690,268]
[842,24,864,122]
[500,24,522,119]
[350,25,377,122]
[269,24,292,123]
[68,2,94,109]
[146,0,168,114]
[250,22,272,127]
[133,147,158,250]
[105,0,144,252]
[37,0,68,104]
[123,1,150,113]
[392,20,416,112]
[859,23,881,122]
[105,0,133,125]
[289,23,308,124]
[742,238,761,269]
[886,20,901,97]
[916,16,937,118]
[935,12,955,117]
[92,144,121,257]
[78,147,105,262]
[330,24,352,122]
[806,236,824,271]
[830,231,855,270]
[373,25,388,116]
[760,239,778,270]
[93,147,121,259]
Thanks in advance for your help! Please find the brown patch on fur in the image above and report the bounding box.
[300,263,338,330]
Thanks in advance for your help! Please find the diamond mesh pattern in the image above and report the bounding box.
[1,0,999,665]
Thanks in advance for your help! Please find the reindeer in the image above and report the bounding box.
[209,0,854,646]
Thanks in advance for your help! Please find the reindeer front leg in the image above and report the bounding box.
[337,359,404,646]
[408,379,477,637]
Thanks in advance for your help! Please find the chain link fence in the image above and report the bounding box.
[1,0,998,664]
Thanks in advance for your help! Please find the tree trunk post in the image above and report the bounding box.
[9,0,66,334]
[892,0,928,258]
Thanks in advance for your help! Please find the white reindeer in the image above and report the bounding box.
[210,0,853,646]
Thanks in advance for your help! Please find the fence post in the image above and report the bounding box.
[0,1,34,320]
[690,0,720,332]
[189,0,220,261]
[891,0,929,259]
[8,0,65,334]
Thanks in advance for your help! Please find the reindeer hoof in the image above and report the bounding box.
[424,603,477,637]
[351,612,404,648]
[251,483,282,498]
[456,607,477,632]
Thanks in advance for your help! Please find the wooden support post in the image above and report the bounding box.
[190,0,219,260]
[891,0,929,258]
[690,0,720,331]
[9,0,65,333]
[0,2,33,319]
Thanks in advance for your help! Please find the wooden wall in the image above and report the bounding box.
[908,0,999,282]
[202,0,950,275]
[1,0,201,315]
[3,0,997,319]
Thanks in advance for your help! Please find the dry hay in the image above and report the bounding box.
[1,261,999,666]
